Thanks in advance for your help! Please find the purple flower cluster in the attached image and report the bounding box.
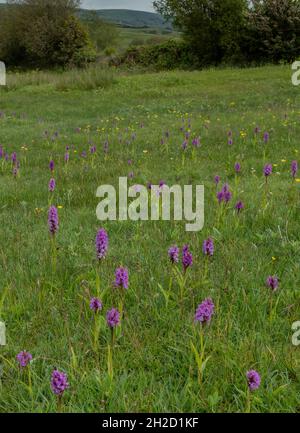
[291,160,298,178]
[16,351,32,368]
[195,298,215,324]
[168,245,179,264]
[106,308,120,328]
[103,140,109,154]
[95,228,108,261]
[49,178,56,193]
[247,370,261,391]
[182,245,193,271]
[48,206,59,235]
[64,152,69,163]
[235,163,241,173]
[202,238,214,257]
[264,164,272,177]
[11,152,17,164]
[90,145,97,154]
[182,140,188,151]
[263,132,269,143]
[115,267,129,289]
[51,370,69,396]
[90,297,103,313]
[192,137,200,147]
[10,151,20,174]
[217,184,232,204]
[235,201,244,213]
[49,160,55,172]
[266,275,279,291]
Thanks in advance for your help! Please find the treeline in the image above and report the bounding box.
[1,0,300,70]
[152,0,300,66]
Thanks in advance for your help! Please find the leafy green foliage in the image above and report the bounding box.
[0,0,96,67]
[119,39,198,70]
[81,11,120,53]
[243,0,300,63]
[154,0,247,66]
[154,0,300,66]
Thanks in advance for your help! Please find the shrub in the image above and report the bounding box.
[0,0,96,68]
[104,47,117,57]
[119,39,198,70]
[129,38,147,47]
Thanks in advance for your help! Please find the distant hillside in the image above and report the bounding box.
[0,3,173,31]
[79,9,173,30]
[0,5,172,30]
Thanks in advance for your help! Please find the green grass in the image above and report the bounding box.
[2,66,116,91]
[0,65,299,413]
[115,27,179,53]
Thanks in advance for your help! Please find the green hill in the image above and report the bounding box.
[0,4,172,30]
[79,9,173,30]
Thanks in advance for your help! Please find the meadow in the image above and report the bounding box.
[0,65,299,413]
[117,27,178,51]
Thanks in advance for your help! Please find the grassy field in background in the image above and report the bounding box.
[0,65,299,413]
[117,27,178,51]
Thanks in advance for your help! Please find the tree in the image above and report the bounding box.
[0,0,96,67]
[244,0,300,63]
[154,0,248,65]
[82,11,119,52]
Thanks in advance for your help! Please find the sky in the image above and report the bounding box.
[0,1,156,12]
[81,0,155,12]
